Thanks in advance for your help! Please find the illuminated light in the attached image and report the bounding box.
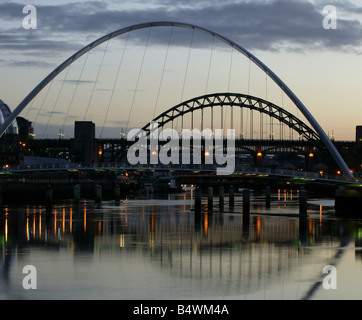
[308,152,314,158]
[257,216,261,237]
[84,206,87,232]
[26,216,29,241]
[151,150,157,156]
[203,213,208,237]
[149,214,155,248]
[257,152,262,157]
[5,217,8,243]
[337,170,341,175]
[204,151,210,157]
[33,214,36,240]
[70,207,73,233]
[98,149,102,155]
[291,177,315,181]
[22,143,26,147]
[346,183,362,188]
[54,210,57,236]
[63,208,66,234]
[319,170,324,176]
[120,234,125,247]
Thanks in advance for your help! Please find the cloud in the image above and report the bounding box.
[0,32,83,57]
[5,60,55,68]
[59,79,96,85]
[1,0,362,58]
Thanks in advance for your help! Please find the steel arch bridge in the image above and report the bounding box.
[141,92,320,142]
[0,21,353,177]
[111,92,329,163]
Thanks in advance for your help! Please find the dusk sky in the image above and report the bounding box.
[0,0,362,140]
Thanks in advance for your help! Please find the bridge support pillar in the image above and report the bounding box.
[219,186,224,212]
[229,185,234,208]
[115,184,121,203]
[265,186,271,209]
[299,188,308,216]
[95,184,102,204]
[208,187,213,212]
[74,184,81,205]
[46,184,53,213]
[243,188,250,215]
[195,187,202,213]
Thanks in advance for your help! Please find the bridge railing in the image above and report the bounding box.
[2,162,359,183]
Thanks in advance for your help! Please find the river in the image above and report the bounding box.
[1,189,362,300]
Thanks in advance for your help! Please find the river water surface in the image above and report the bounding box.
[1,189,362,300]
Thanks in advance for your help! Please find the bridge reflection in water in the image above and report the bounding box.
[1,190,362,300]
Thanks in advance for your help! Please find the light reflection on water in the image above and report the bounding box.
[1,190,362,300]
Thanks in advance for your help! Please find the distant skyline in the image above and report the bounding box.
[1,0,362,140]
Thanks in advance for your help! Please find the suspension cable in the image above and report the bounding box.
[124,28,152,136]
[99,32,130,138]
[180,28,195,103]
[41,59,74,138]
[66,50,90,119]
[227,46,234,92]
[153,27,173,119]
[31,73,56,133]
[82,39,110,122]
[205,35,215,94]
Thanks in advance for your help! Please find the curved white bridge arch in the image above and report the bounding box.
[0,21,353,178]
